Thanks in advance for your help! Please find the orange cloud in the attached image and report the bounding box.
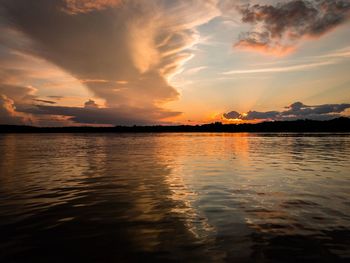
[1,0,219,125]
[63,0,123,14]
[0,94,31,124]
[234,39,296,56]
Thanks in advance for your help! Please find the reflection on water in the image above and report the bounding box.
[0,133,350,262]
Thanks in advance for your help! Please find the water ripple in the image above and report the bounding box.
[0,133,350,262]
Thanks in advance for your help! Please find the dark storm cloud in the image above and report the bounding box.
[235,0,350,54]
[84,99,99,108]
[33,99,57,104]
[283,102,350,118]
[0,0,141,93]
[17,102,181,125]
[242,110,280,120]
[223,110,240,119]
[0,0,218,125]
[0,0,215,105]
[223,102,350,121]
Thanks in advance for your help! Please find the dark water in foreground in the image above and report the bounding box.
[0,133,350,262]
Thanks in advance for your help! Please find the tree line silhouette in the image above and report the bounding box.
[1,117,350,133]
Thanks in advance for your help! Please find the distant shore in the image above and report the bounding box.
[1,117,350,133]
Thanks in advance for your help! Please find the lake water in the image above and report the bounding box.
[0,133,350,262]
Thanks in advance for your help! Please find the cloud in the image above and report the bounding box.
[235,0,350,55]
[62,0,123,14]
[33,99,57,104]
[223,101,350,121]
[222,60,335,74]
[234,32,296,56]
[0,27,92,112]
[185,66,208,75]
[48,96,64,99]
[84,99,99,108]
[241,110,280,120]
[0,83,37,103]
[0,0,219,125]
[320,46,350,58]
[223,44,350,75]
[0,94,31,124]
[223,110,240,119]
[282,102,350,119]
[17,103,181,125]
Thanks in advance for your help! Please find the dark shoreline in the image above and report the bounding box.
[1,117,350,133]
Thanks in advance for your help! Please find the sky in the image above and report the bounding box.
[0,0,350,126]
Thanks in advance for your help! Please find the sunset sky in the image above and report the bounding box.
[0,0,350,126]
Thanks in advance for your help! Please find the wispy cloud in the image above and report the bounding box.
[222,60,335,75]
[185,66,208,75]
[223,45,350,75]
[318,46,350,59]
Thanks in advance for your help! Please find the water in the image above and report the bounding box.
[0,133,350,262]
